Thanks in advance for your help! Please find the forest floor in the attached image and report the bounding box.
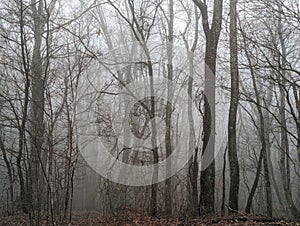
[0,211,299,225]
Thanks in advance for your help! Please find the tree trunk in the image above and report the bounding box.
[29,1,46,223]
[18,0,30,214]
[292,83,300,163]
[192,0,223,215]
[277,9,300,217]
[228,0,240,213]
[221,146,227,215]
[0,136,14,215]
[165,0,174,216]
[64,94,73,222]
[183,6,200,217]
[149,60,159,216]
[48,124,56,225]
[242,30,272,216]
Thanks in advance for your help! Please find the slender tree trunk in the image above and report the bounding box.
[264,82,277,216]
[18,0,30,214]
[64,96,73,222]
[292,84,300,162]
[149,60,158,216]
[221,146,227,215]
[0,137,14,215]
[278,81,300,217]
[68,140,79,226]
[263,82,282,207]
[278,77,300,218]
[165,0,174,216]
[228,0,240,213]
[245,148,263,214]
[48,123,56,225]
[183,6,200,216]
[242,31,272,216]
[263,153,272,217]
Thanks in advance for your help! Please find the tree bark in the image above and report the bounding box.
[165,0,174,216]
[18,0,30,214]
[192,0,223,215]
[0,136,14,215]
[221,146,227,215]
[29,1,46,224]
[228,0,240,213]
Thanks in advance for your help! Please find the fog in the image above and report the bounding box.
[0,0,299,225]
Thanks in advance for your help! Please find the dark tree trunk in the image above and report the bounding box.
[165,0,174,215]
[17,0,30,214]
[192,0,223,215]
[221,146,227,215]
[0,137,14,215]
[228,0,240,213]
[199,40,217,215]
[29,2,46,224]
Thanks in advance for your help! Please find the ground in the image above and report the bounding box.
[0,211,299,225]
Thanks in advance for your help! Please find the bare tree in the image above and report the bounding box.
[228,0,240,213]
[165,0,174,216]
[192,0,223,215]
[181,2,201,216]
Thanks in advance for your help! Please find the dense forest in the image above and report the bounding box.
[0,0,299,225]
